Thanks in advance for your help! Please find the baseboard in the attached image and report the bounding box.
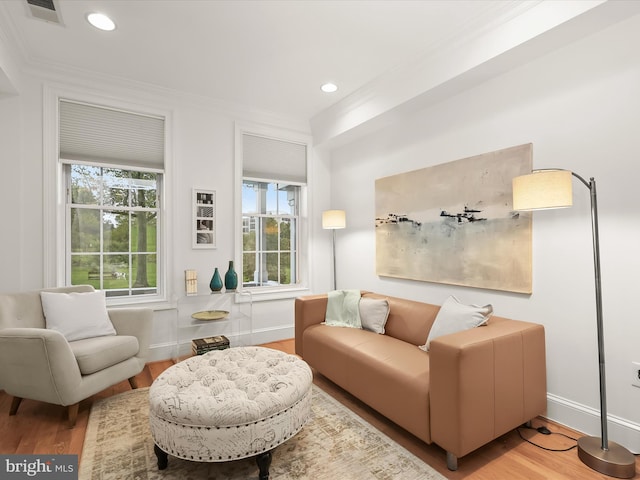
[148,342,176,362]
[545,393,640,454]
[250,325,295,345]
[147,325,295,362]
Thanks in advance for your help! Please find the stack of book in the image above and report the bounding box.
[192,335,230,355]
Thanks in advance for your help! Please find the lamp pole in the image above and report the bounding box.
[331,228,337,291]
[573,173,635,478]
[573,173,608,448]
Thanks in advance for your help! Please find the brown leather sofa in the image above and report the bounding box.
[295,292,547,470]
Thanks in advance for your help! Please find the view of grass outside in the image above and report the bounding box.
[243,217,295,285]
[242,181,298,287]
[69,165,159,297]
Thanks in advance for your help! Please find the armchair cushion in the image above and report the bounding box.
[69,335,140,375]
[40,290,116,341]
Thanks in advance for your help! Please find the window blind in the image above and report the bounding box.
[242,133,307,184]
[59,100,165,170]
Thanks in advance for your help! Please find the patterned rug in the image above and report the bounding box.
[79,385,446,480]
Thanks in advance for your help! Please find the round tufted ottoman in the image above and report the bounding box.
[148,346,312,480]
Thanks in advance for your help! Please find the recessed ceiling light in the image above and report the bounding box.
[86,12,116,31]
[321,83,338,93]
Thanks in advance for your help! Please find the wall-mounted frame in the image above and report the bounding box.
[193,188,216,249]
[375,143,532,294]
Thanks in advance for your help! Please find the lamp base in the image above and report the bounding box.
[577,436,636,479]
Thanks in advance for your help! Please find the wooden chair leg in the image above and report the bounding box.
[9,396,22,416]
[128,376,139,389]
[67,403,79,428]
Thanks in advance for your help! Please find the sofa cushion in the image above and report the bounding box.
[359,297,390,334]
[40,290,116,342]
[362,293,440,346]
[302,323,431,443]
[420,295,493,351]
[69,335,139,375]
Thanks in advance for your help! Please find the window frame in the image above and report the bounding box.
[43,86,173,307]
[241,180,301,288]
[63,162,163,299]
[234,122,311,301]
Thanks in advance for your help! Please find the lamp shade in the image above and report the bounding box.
[512,169,573,211]
[322,210,346,229]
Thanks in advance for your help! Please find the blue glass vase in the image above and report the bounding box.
[224,261,238,291]
[209,267,223,292]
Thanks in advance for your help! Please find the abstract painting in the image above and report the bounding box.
[375,143,532,294]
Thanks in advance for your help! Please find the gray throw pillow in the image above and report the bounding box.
[419,295,493,351]
[359,297,390,334]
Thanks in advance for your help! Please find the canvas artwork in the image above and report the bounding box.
[375,143,533,294]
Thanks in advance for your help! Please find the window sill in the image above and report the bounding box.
[106,296,175,311]
[242,286,310,302]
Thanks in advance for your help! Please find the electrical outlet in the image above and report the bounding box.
[633,362,640,388]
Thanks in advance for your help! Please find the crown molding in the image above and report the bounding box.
[0,3,24,96]
[0,1,309,133]
[310,0,626,148]
[24,59,309,132]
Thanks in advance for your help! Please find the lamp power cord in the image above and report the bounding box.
[516,424,578,452]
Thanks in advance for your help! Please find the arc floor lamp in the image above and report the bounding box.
[512,169,635,479]
[322,210,346,291]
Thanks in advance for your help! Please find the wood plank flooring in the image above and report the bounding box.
[0,338,637,479]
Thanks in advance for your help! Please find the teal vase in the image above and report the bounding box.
[209,267,223,292]
[224,261,238,291]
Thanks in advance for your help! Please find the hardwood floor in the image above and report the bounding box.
[1,338,637,479]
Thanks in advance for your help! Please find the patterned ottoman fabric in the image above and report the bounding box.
[149,346,313,462]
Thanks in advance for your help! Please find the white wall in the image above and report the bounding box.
[0,24,20,97]
[0,95,21,292]
[327,14,640,451]
[0,61,331,360]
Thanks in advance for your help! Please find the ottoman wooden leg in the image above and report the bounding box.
[154,444,168,470]
[9,397,22,416]
[256,450,272,480]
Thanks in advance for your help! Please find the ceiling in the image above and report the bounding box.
[0,0,538,124]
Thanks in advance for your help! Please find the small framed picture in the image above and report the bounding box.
[193,188,216,249]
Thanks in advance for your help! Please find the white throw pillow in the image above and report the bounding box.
[359,297,390,334]
[41,290,116,342]
[420,295,493,351]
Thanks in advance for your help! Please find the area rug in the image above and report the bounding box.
[79,385,446,480]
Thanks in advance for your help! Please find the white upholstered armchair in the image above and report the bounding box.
[0,285,152,427]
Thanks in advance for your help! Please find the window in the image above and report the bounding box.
[58,99,166,302]
[242,181,299,287]
[237,127,309,296]
[66,164,160,298]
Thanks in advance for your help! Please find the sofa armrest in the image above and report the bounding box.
[0,327,83,405]
[108,308,153,361]
[429,317,546,460]
[294,295,329,357]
